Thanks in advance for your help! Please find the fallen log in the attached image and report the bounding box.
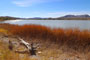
[16,37,37,55]
[18,37,31,50]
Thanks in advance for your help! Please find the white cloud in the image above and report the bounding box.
[12,0,60,7]
[12,0,42,7]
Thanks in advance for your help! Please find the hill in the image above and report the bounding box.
[0,16,21,21]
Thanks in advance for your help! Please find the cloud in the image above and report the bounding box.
[12,0,43,7]
[12,0,60,7]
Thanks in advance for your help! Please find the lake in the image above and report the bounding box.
[1,20,90,30]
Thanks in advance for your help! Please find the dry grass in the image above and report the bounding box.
[0,40,89,60]
[0,28,8,35]
[0,23,90,60]
[8,24,90,51]
[0,41,33,60]
[0,23,90,51]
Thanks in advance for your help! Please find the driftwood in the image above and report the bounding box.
[8,37,42,55]
[15,37,38,55]
[18,37,31,50]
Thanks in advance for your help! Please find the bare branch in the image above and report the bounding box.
[16,37,40,55]
[18,37,31,50]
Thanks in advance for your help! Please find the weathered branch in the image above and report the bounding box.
[8,36,41,55]
[18,37,31,50]
[17,37,37,55]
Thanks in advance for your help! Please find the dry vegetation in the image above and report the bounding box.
[0,23,90,60]
[0,40,35,60]
[9,24,90,52]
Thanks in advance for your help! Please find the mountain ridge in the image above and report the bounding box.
[0,14,90,20]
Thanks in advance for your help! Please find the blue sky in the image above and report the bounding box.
[0,0,90,18]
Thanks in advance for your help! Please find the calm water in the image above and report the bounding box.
[1,20,90,30]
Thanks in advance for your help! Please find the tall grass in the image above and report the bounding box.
[0,23,90,51]
[10,24,53,39]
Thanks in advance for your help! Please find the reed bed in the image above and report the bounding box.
[0,23,90,52]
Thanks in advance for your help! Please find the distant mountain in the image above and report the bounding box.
[55,14,90,20]
[61,14,90,18]
[28,17,43,20]
[0,14,90,21]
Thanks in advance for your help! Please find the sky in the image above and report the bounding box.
[0,0,90,18]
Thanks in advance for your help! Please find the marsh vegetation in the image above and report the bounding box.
[0,23,90,60]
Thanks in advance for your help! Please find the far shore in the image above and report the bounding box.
[1,19,90,22]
